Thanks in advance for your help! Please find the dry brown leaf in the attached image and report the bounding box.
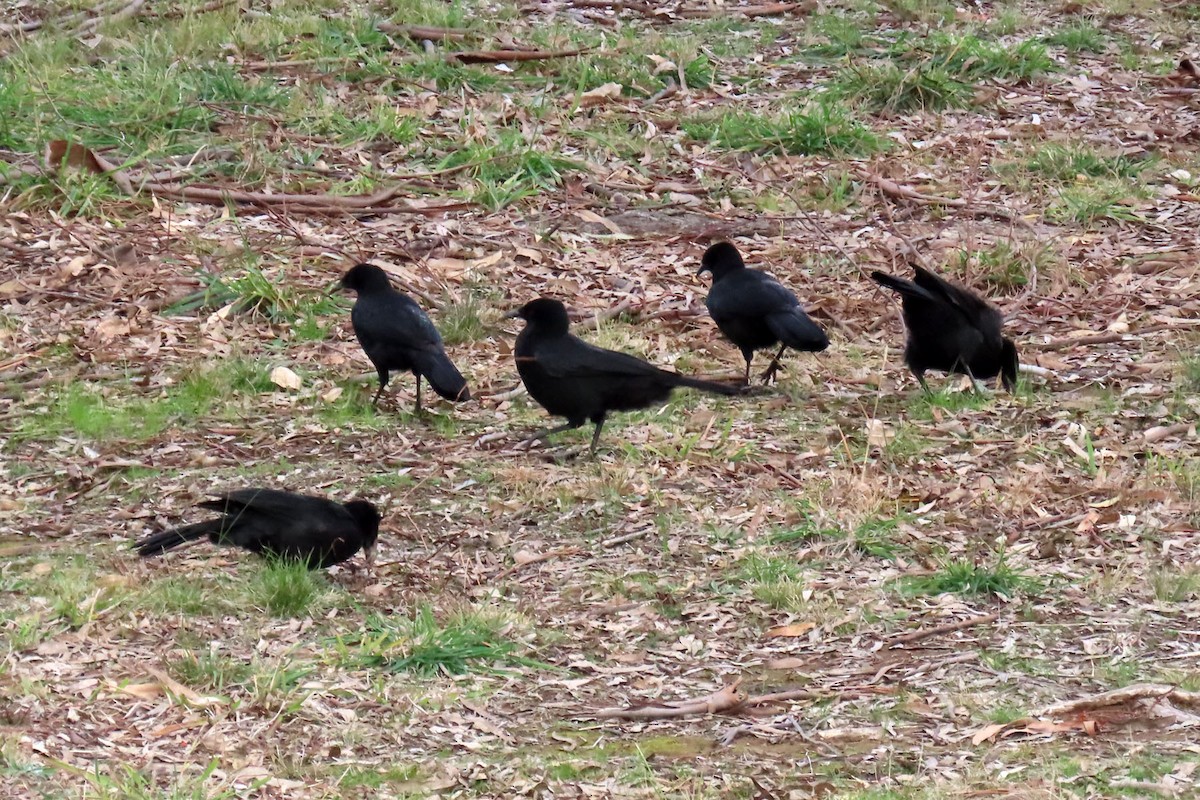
[766,622,816,638]
[269,366,302,391]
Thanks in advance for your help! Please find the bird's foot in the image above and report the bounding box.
[759,360,782,384]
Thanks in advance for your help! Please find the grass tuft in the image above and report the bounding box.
[900,556,1037,598]
[682,103,883,156]
[338,606,547,676]
[249,560,323,617]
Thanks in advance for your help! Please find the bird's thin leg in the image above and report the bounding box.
[961,364,987,395]
[372,370,388,407]
[759,344,787,383]
[414,374,423,413]
[520,422,580,449]
[589,420,605,457]
[743,357,752,386]
[917,373,933,398]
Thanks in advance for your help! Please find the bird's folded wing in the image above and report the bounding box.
[537,338,662,379]
[708,273,798,317]
[354,296,443,347]
[200,488,327,522]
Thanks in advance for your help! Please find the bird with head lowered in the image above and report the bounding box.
[871,265,1018,394]
[506,297,741,455]
[134,488,382,570]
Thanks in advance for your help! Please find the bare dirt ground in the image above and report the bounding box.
[2,1,1200,797]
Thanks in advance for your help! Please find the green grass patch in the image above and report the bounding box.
[830,33,1054,113]
[248,560,325,617]
[1025,144,1154,183]
[830,61,970,114]
[682,103,883,156]
[13,358,274,444]
[166,650,254,693]
[899,556,1037,598]
[1042,20,1109,53]
[336,606,549,676]
[1048,179,1146,226]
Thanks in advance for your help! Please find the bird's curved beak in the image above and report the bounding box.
[328,280,347,296]
[502,309,522,320]
[695,265,710,278]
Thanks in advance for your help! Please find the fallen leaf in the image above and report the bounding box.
[270,366,302,391]
[580,82,623,107]
[766,622,816,638]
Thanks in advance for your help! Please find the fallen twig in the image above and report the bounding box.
[856,169,1037,232]
[494,547,581,581]
[589,679,746,719]
[887,612,999,648]
[601,529,652,548]
[1144,422,1194,443]
[1039,684,1200,717]
[452,47,590,64]
[80,148,473,216]
[377,22,471,42]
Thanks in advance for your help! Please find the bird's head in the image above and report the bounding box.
[344,499,383,568]
[696,241,746,282]
[504,297,571,335]
[1000,338,1019,393]
[340,263,392,295]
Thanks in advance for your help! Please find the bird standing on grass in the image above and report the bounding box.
[507,297,741,455]
[340,262,470,412]
[134,488,382,569]
[870,265,1019,394]
[697,242,829,385]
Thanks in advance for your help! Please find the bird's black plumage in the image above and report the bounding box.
[134,488,382,569]
[698,242,829,384]
[341,263,470,412]
[508,297,740,454]
[870,266,1018,393]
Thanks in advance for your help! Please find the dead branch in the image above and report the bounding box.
[80,148,473,216]
[856,169,1037,232]
[887,612,999,648]
[1039,684,1200,717]
[148,0,237,18]
[74,0,146,36]
[494,547,581,581]
[677,2,812,19]
[601,529,652,548]
[1026,332,1127,350]
[1144,423,1194,443]
[589,679,746,719]
[452,48,590,65]
[377,22,471,42]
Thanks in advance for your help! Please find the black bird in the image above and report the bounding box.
[870,266,1018,394]
[507,297,741,454]
[697,242,829,385]
[134,488,382,569]
[340,262,470,412]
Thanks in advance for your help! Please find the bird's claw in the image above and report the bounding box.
[759,360,782,384]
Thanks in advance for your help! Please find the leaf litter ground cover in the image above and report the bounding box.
[2,0,1200,797]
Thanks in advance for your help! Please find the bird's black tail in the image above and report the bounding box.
[871,271,935,301]
[671,375,743,396]
[133,521,215,558]
[413,349,471,402]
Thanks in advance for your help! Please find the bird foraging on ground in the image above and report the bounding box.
[870,265,1018,394]
[134,488,382,569]
[507,297,741,455]
[697,242,829,385]
[340,262,470,412]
